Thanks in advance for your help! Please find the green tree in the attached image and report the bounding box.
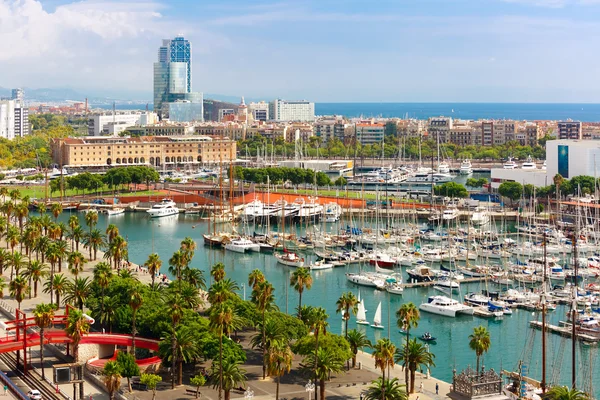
[159,325,199,387]
[84,229,106,261]
[67,251,86,277]
[65,309,91,362]
[373,338,397,398]
[144,253,162,287]
[140,374,162,400]
[211,262,225,282]
[210,358,247,400]
[129,287,143,356]
[396,302,419,388]
[267,341,293,400]
[545,386,588,400]
[64,277,92,310]
[190,374,206,399]
[43,273,68,309]
[290,267,312,315]
[466,177,488,188]
[116,351,140,393]
[365,377,408,400]
[23,260,48,298]
[248,269,265,290]
[33,303,56,379]
[209,303,236,399]
[102,360,122,400]
[433,182,469,198]
[396,338,435,393]
[336,291,359,337]
[346,329,372,368]
[252,280,276,379]
[9,274,29,309]
[303,348,344,400]
[469,325,491,373]
[498,181,523,205]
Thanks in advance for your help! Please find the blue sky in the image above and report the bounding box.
[1,0,600,102]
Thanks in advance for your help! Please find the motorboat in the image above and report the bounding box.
[369,253,396,269]
[503,158,517,169]
[464,292,491,307]
[470,207,490,226]
[371,302,384,329]
[146,199,179,218]
[225,238,260,253]
[308,260,334,270]
[407,265,436,283]
[383,274,403,295]
[324,202,343,222]
[459,159,473,175]
[275,251,305,267]
[419,332,437,342]
[438,162,450,174]
[521,155,537,170]
[105,207,125,216]
[442,207,460,221]
[435,276,460,292]
[297,196,323,219]
[346,272,387,288]
[419,295,474,317]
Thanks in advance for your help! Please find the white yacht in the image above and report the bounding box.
[521,155,537,170]
[297,197,324,219]
[146,199,179,218]
[459,159,473,175]
[470,207,490,226]
[437,162,450,174]
[274,199,300,219]
[442,207,460,221]
[324,202,342,222]
[275,252,305,267]
[105,207,125,216]
[503,158,517,169]
[406,171,454,183]
[225,238,260,253]
[243,200,264,220]
[419,295,474,317]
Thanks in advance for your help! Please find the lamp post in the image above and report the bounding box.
[305,380,315,400]
[244,387,254,400]
[242,283,246,301]
[426,344,431,379]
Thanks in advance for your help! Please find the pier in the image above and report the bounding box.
[402,277,486,288]
[529,320,600,342]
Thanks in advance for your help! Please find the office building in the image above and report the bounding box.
[51,135,237,168]
[0,99,29,139]
[356,121,385,144]
[557,121,582,140]
[14,104,29,138]
[153,36,203,120]
[269,99,315,122]
[11,88,24,103]
[248,101,269,122]
[87,113,157,136]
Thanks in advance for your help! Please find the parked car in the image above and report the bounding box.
[27,389,42,400]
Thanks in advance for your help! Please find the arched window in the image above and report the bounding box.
[140,157,145,163]
[107,158,112,165]
[177,156,182,163]
[149,157,154,165]
[134,157,139,163]
[165,157,170,163]
[155,157,161,166]
[116,158,121,164]
[197,156,202,162]
[128,158,133,163]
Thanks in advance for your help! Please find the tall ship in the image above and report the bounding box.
[146,199,179,218]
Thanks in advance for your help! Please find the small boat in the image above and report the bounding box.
[503,158,517,169]
[521,155,536,170]
[147,198,179,218]
[356,301,369,325]
[419,332,437,342]
[105,207,125,216]
[225,238,261,253]
[459,159,473,175]
[370,302,384,329]
[275,251,305,267]
[309,260,334,270]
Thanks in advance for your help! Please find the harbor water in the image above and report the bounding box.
[58,211,599,396]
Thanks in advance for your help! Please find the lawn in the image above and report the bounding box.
[1,185,165,200]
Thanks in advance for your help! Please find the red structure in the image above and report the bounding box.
[0,307,160,373]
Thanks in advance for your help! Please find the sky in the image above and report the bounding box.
[1,0,600,102]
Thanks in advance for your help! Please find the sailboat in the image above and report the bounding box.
[356,301,369,325]
[371,302,384,329]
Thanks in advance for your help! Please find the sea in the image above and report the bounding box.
[99,102,600,121]
[52,210,600,395]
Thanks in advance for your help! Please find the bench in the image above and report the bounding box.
[131,382,148,391]
[186,388,198,396]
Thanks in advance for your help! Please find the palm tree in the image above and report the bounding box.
[396,338,435,393]
[65,309,90,362]
[104,235,126,268]
[303,348,344,400]
[84,229,106,261]
[248,269,265,290]
[250,318,285,374]
[0,187,8,204]
[105,224,120,244]
[64,277,92,310]
[15,203,29,234]
[68,226,85,252]
[308,307,329,400]
[33,303,56,379]
[267,341,292,400]
[144,253,162,286]
[209,303,235,399]
[91,295,119,333]
[290,267,312,315]
[68,215,79,232]
[336,291,358,337]
[0,277,7,298]
[208,279,239,305]
[210,262,225,282]
[347,329,372,368]
[9,275,29,309]
[84,210,98,234]
[40,214,52,236]
[373,338,397,398]
[6,225,19,253]
[179,236,196,267]
[469,325,491,374]
[364,378,408,400]
[0,248,8,275]
[3,202,15,238]
[102,360,122,400]
[23,260,48,297]
[396,302,420,388]
[9,251,27,281]
[211,358,247,400]
[182,268,206,290]
[168,250,186,289]
[34,236,50,263]
[67,251,86,277]
[545,386,588,400]
[50,202,63,222]
[43,273,68,309]
[252,280,276,379]
[159,325,199,387]
[129,287,143,356]
[54,239,68,273]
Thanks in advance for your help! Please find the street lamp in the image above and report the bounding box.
[426,344,431,379]
[242,283,246,301]
[244,387,254,400]
[305,380,315,400]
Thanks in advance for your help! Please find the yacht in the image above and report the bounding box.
[225,238,261,253]
[297,197,324,219]
[503,158,518,169]
[442,207,460,221]
[406,171,454,183]
[105,207,125,216]
[459,159,473,175]
[438,162,450,174]
[274,199,300,219]
[521,155,537,170]
[324,202,342,222]
[146,199,179,218]
[274,251,305,267]
[407,265,436,283]
[419,295,474,317]
[470,207,490,226]
[243,200,264,221]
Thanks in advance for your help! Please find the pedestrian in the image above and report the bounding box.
[436,383,439,394]
[3,385,7,395]
[420,382,423,393]
[416,396,420,400]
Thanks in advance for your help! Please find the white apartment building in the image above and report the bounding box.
[0,100,29,140]
[87,113,157,136]
[248,101,269,122]
[356,122,385,144]
[269,99,315,122]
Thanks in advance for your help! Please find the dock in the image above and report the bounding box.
[401,277,486,288]
[529,320,600,342]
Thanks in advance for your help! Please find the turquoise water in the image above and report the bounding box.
[58,211,599,394]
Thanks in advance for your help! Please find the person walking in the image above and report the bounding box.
[419,382,424,393]
[436,383,439,395]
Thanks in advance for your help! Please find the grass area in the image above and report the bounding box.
[1,185,165,199]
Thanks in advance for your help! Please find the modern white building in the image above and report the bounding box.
[87,113,157,136]
[248,101,269,122]
[546,139,600,179]
[269,99,315,122]
[0,99,29,140]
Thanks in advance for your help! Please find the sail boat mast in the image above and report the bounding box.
[571,230,578,390]
[541,232,547,394]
